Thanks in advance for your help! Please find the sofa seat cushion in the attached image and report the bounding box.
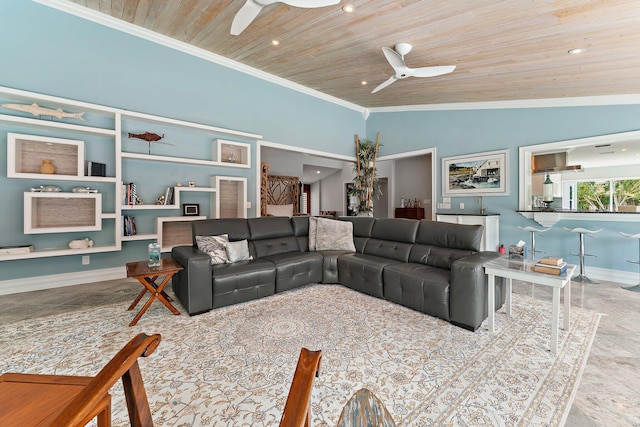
[317,250,352,284]
[337,253,402,298]
[262,251,323,293]
[211,259,276,309]
[383,263,451,320]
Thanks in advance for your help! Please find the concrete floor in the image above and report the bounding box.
[1,277,638,426]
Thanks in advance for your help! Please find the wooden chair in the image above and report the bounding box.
[0,333,161,427]
[279,348,322,427]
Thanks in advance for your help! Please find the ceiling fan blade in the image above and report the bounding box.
[408,65,456,78]
[282,0,340,7]
[371,76,398,94]
[231,0,264,35]
[381,47,407,73]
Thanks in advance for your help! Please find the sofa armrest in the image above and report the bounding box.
[171,245,213,315]
[449,251,504,331]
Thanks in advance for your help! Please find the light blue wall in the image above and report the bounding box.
[0,1,364,281]
[367,107,640,273]
[1,1,638,282]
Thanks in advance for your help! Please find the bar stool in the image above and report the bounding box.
[563,227,603,284]
[518,225,551,260]
[620,232,640,292]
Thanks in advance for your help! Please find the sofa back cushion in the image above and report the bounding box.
[248,217,300,257]
[192,218,250,245]
[291,216,310,252]
[409,244,476,269]
[415,220,483,252]
[371,218,419,243]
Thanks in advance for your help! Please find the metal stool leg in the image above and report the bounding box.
[573,232,599,284]
[622,238,640,292]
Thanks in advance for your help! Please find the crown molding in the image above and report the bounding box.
[33,0,366,115]
[368,94,640,113]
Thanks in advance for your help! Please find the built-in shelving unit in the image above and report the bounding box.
[0,85,262,261]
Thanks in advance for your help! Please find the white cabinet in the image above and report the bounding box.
[436,214,500,252]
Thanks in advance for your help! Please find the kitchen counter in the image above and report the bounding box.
[517,209,640,227]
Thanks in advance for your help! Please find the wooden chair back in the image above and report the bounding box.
[279,348,322,427]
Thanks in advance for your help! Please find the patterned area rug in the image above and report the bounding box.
[0,284,600,426]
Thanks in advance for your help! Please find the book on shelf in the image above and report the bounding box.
[533,261,568,275]
[122,215,137,236]
[164,186,174,205]
[538,256,564,266]
[0,245,34,255]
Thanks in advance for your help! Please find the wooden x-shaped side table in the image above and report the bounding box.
[126,258,183,326]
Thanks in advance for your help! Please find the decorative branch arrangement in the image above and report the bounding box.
[351,132,382,215]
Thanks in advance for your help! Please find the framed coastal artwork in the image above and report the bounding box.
[442,149,510,196]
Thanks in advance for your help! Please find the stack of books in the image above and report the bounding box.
[533,256,567,275]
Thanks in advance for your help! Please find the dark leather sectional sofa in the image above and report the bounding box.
[172,216,505,331]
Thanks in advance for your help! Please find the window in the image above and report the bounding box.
[575,178,640,211]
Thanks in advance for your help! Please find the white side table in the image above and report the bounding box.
[483,257,576,355]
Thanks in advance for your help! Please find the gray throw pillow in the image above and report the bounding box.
[195,234,229,265]
[225,239,253,263]
[314,218,356,252]
[308,217,318,251]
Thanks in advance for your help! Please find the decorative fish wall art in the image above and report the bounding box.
[128,132,174,155]
[1,102,85,120]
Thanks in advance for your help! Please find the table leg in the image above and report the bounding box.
[564,279,571,331]
[505,277,512,316]
[149,274,180,315]
[551,287,560,355]
[128,288,147,310]
[488,274,495,333]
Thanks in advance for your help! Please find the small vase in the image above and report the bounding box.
[39,159,55,174]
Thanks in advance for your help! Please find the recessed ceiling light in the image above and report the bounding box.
[361,81,368,86]
[343,4,355,13]
[568,48,585,55]
[316,170,321,174]
[271,39,280,46]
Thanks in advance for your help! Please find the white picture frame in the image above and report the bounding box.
[442,149,510,196]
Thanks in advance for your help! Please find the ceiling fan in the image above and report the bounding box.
[231,0,340,36]
[371,43,456,93]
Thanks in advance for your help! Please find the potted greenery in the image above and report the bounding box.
[350,133,382,216]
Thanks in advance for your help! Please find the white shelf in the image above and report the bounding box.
[121,110,261,140]
[0,113,116,136]
[121,152,219,167]
[0,244,118,261]
[1,84,260,262]
[24,192,102,234]
[122,204,179,210]
[122,233,157,241]
[157,216,206,252]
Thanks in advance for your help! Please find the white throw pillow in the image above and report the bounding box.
[195,234,229,265]
[308,216,318,251]
[314,218,356,252]
[225,239,253,263]
[266,204,294,217]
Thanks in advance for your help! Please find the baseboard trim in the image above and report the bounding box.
[582,266,638,285]
[0,267,127,296]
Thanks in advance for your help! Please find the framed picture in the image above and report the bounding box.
[442,149,510,196]
[182,203,200,216]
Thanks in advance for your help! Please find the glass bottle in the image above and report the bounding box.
[148,243,161,267]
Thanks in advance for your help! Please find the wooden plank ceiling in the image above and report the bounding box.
[68,0,640,108]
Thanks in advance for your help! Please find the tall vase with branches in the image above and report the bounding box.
[350,133,382,215]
